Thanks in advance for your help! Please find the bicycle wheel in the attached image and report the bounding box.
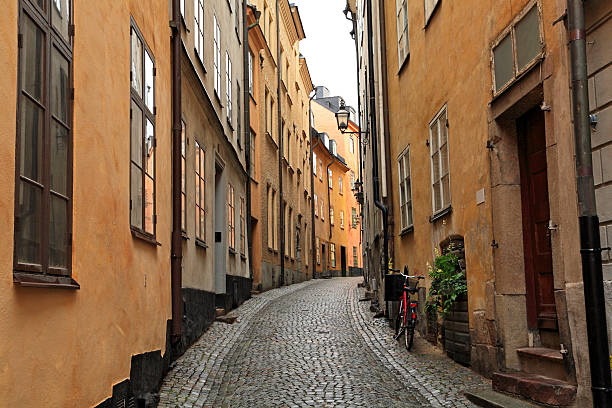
[406,324,415,351]
[395,300,403,337]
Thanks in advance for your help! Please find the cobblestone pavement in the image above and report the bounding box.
[159,278,489,407]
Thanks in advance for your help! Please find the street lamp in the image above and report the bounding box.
[335,99,368,135]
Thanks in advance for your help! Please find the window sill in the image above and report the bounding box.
[399,225,414,236]
[194,49,207,73]
[398,53,410,75]
[266,131,278,149]
[195,238,208,249]
[13,272,80,290]
[424,2,441,29]
[229,247,237,255]
[182,231,189,240]
[429,206,452,223]
[181,16,189,33]
[241,253,247,261]
[227,117,234,130]
[131,229,161,246]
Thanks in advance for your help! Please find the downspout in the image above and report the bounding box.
[345,3,366,281]
[365,0,389,277]
[276,0,285,286]
[309,92,318,278]
[170,0,183,343]
[243,1,252,281]
[326,154,336,240]
[566,1,612,406]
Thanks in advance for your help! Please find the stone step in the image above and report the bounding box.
[517,347,567,381]
[492,372,576,406]
[215,307,226,317]
[464,388,541,408]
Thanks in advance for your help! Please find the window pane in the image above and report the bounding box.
[432,151,440,181]
[51,0,70,44]
[145,120,155,177]
[16,181,41,264]
[440,143,448,176]
[144,51,154,112]
[20,98,44,181]
[407,201,413,226]
[49,195,68,268]
[144,175,155,234]
[515,7,541,71]
[439,111,447,145]
[433,181,441,211]
[131,30,143,96]
[22,15,45,102]
[51,47,69,123]
[50,120,68,195]
[493,33,513,92]
[200,208,205,239]
[442,175,451,208]
[131,101,142,166]
[131,164,143,229]
[430,122,439,151]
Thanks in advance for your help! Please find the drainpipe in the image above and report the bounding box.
[326,154,336,240]
[345,3,366,282]
[243,1,252,281]
[170,0,183,343]
[567,1,612,406]
[276,0,285,286]
[309,92,318,278]
[365,0,389,279]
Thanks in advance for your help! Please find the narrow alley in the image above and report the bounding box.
[158,278,488,408]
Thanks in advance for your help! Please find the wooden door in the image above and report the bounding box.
[518,108,557,330]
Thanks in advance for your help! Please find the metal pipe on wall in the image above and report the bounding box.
[170,0,183,342]
[566,1,611,406]
[243,0,252,281]
[276,0,285,286]
[309,92,318,279]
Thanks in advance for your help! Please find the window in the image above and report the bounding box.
[398,146,413,230]
[250,131,256,178]
[492,3,543,95]
[130,22,156,238]
[248,51,254,94]
[181,0,185,20]
[235,0,240,36]
[270,99,275,142]
[316,237,320,265]
[424,0,440,25]
[305,223,309,267]
[396,0,409,65]
[267,185,273,248]
[330,243,336,268]
[429,106,451,213]
[339,177,343,195]
[349,136,354,154]
[194,0,204,62]
[352,207,357,228]
[15,0,73,277]
[319,160,323,181]
[353,246,358,267]
[227,184,235,250]
[181,120,186,232]
[226,52,232,121]
[273,189,278,250]
[213,15,221,96]
[350,171,355,190]
[328,169,333,189]
[195,141,206,241]
[340,211,344,229]
[312,152,317,175]
[321,200,324,221]
[237,82,241,147]
[240,197,245,255]
[314,194,318,217]
[330,206,334,226]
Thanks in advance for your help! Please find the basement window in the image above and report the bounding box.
[492,1,544,96]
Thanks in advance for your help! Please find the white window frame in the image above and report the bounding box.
[226,52,232,122]
[194,0,204,63]
[213,15,221,97]
[429,105,451,214]
[314,194,318,217]
[339,177,343,195]
[340,210,344,229]
[397,145,414,231]
[424,0,441,26]
[328,168,333,189]
[396,0,409,66]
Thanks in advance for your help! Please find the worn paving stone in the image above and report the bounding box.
[158,278,489,407]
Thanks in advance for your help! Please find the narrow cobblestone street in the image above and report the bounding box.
[159,278,489,407]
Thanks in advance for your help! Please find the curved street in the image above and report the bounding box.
[159,278,488,407]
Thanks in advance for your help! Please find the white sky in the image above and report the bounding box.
[293,0,358,110]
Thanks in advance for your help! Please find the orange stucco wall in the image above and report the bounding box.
[1,1,172,406]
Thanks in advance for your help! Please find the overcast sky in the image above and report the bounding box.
[293,0,358,110]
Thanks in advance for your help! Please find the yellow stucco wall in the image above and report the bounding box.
[0,1,172,406]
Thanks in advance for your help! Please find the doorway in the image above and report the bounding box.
[518,108,557,341]
[341,246,347,277]
[321,244,326,277]
[214,157,227,304]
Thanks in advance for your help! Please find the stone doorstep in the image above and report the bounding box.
[492,372,576,407]
[516,347,567,382]
[215,308,226,317]
[464,388,542,408]
[215,314,238,324]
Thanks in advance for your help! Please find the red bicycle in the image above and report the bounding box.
[392,267,424,350]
